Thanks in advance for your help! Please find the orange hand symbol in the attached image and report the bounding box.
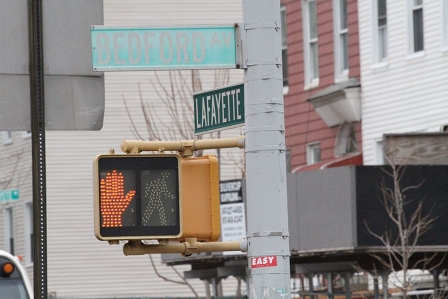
[100,170,136,227]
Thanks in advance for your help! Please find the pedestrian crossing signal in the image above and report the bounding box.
[93,154,220,242]
[94,154,181,240]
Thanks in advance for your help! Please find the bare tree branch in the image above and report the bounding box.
[366,158,443,296]
[122,69,245,176]
[123,94,145,140]
[148,255,198,298]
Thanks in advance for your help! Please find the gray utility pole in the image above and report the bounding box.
[243,0,291,298]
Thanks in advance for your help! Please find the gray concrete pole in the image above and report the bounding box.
[243,0,291,298]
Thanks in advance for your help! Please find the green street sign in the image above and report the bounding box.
[91,25,239,71]
[0,189,19,201]
[194,83,244,134]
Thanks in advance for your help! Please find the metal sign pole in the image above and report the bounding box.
[242,0,291,297]
[28,0,48,298]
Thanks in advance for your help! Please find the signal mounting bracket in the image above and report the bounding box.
[123,238,247,256]
[120,136,245,157]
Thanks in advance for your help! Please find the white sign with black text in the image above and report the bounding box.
[220,179,246,255]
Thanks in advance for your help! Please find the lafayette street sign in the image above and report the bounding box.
[194,83,244,134]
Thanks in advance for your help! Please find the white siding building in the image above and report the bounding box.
[358,0,448,164]
[0,0,245,298]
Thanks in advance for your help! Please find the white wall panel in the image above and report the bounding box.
[359,0,448,164]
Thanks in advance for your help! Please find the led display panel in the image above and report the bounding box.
[94,154,181,240]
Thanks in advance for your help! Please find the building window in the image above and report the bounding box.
[409,0,424,53]
[374,139,385,165]
[1,131,13,145]
[374,0,388,62]
[281,5,289,88]
[25,202,33,264]
[333,0,349,81]
[306,142,321,165]
[4,207,14,254]
[302,0,319,89]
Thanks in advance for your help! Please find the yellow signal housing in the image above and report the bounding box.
[179,154,220,242]
[93,153,220,242]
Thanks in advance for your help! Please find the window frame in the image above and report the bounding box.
[372,0,388,65]
[408,0,425,56]
[302,0,320,90]
[4,206,14,254]
[1,131,13,145]
[333,0,349,82]
[374,138,385,165]
[25,201,33,265]
[306,142,321,165]
[280,4,289,91]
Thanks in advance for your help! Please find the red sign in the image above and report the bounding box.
[251,256,277,268]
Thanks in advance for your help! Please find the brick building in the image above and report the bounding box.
[282,0,362,172]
